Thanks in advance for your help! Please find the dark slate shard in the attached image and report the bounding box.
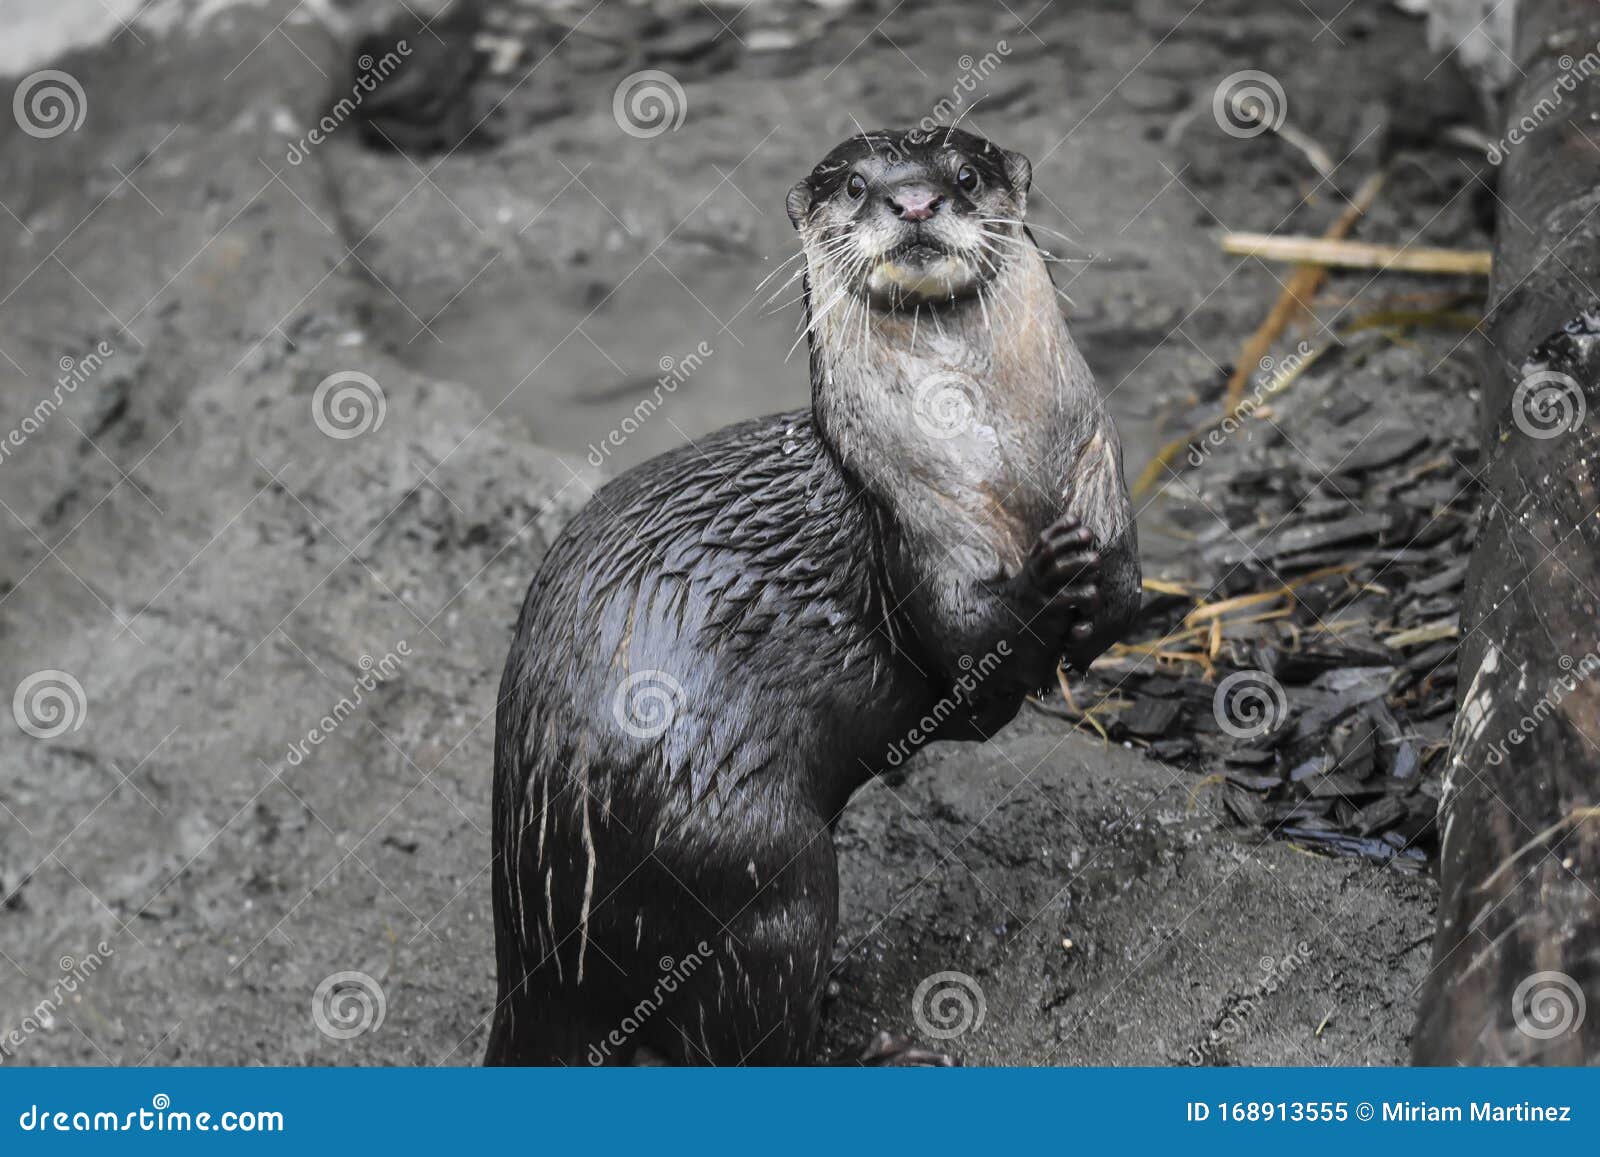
[1311,666,1394,699]
[1410,559,1470,597]
[1273,797,1335,822]
[1280,826,1429,863]
[1118,697,1182,738]
[1146,736,1197,761]
[1249,511,1394,561]
[1226,770,1285,791]
[1223,787,1270,826]
[1334,428,1431,474]
[1389,741,1421,780]
[1137,676,1187,698]
[1328,712,1378,779]
[1223,747,1276,767]
[1352,795,1409,835]
[1288,754,1333,782]
[1306,771,1384,799]
[1404,638,1458,673]
[1366,700,1405,749]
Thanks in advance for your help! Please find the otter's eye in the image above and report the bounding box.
[955,164,980,194]
[846,172,867,200]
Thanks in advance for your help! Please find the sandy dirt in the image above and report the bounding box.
[0,0,1466,1065]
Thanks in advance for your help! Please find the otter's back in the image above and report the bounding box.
[496,410,914,826]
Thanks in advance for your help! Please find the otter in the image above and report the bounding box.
[486,128,1140,1066]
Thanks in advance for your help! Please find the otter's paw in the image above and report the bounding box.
[853,1030,958,1067]
[1022,514,1101,643]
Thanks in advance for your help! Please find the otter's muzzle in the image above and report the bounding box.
[887,185,944,222]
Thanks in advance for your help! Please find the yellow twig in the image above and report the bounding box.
[1220,169,1386,411]
[1183,564,1356,627]
[1385,620,1461,648]
[1221,234,1492,276]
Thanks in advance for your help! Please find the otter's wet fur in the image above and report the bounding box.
[487,128,1140,1066]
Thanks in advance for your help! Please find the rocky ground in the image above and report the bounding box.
[0,0,1488,1065]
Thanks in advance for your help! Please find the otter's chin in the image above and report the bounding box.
[864,252,983,306]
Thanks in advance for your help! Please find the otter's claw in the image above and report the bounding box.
[854,1030,958,1067]
[1025,516,1101,596]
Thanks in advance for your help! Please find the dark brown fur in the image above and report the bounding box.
[487,128,1140,1065]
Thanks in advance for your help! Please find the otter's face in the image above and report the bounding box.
[787,128,1033,309]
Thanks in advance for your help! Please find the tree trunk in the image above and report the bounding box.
[1412,0,1600,1064]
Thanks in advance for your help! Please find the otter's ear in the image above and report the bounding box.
[1001,149,1032,209]
[785,181,812,229]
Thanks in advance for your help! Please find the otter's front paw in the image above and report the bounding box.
[1022,514,1101,645]
[854,1030,958,1067]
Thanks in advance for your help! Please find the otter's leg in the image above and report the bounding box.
[630,815,840,1066]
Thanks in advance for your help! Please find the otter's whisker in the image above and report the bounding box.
[981,217,1097,253]
[749,248,809,301]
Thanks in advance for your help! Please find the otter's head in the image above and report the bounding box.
[786,127,1033,310]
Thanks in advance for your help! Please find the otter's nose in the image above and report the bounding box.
[887,187,944,222]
